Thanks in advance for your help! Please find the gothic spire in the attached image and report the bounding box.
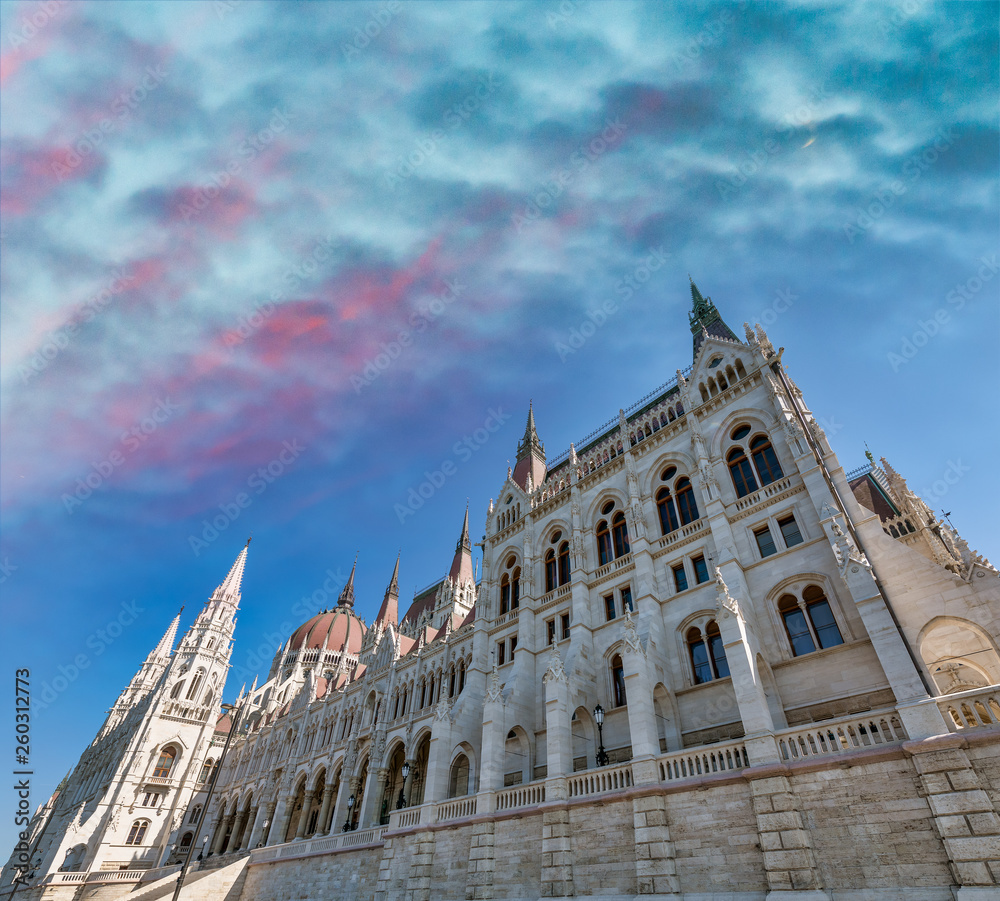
[338,556,357,608]
[687,277,739,358]
[375,553,400,628]
[147,608,182,664]
[213,539,250,603]
[512,401,547,490]
[448,505,475,585]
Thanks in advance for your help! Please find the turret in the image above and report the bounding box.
[689,277,739,357]
[511,401,547,491]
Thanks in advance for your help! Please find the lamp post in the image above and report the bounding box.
[594,704,609,766]
[171,701,243,901]
[342,794,356,832]
[197,835,208,861]
[396,762,410,809]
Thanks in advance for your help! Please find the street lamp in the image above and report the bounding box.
[396,762,411,810]
[594,704,609,766]
[342,794,356,832]
[171,701,243,901]
[197,835,208,861]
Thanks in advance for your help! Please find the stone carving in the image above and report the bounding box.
[543,643,568,684]
[743,322,756,344]
[783,416,804,444]
[485,662,504,705]
[621,608,644,656]
[715,567,740,620]
[569,443,578,466]
[699,459,719,496]
[828,518,870,576]
[434,693,452,723]
[755,324,775,358]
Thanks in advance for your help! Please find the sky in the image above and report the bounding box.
[0,0,998,857]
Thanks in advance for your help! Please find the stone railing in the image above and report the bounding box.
[733,476,793,513]
[776,709,906,761]
[492,609,519,629]
[658,739,748,782]
[567,763,633,798]
[38,873,87,885]
[496,781,545,811]
[139,863,182,883]
[249,826,386,864]
[436,796,477,822]
[592,552,634,583]
[395,807,421,828]
[937,686,1000,732]
[655,517,708,552]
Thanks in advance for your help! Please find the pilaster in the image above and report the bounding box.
[541,807,575,897]
[632,793,680,896]
[465,820,497,900]
[749,773,829,900]
[906,737,1000,891]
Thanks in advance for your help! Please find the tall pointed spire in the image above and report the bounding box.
[448,505,475,585]
[687,277,739,358]
[338,556,357,608]
[512,401,547,490]
[375,553,400,628]
[213,539,250,603]
[148,608,182,663]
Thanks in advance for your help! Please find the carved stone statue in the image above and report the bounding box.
[543,644,568,684]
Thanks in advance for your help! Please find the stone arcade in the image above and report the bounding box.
[4,285,1000,901]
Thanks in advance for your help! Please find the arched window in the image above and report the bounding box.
[750,435,783,485]
[153,747,176,779]
[179,832,193,848]
[170,681,184,700]
[125,820,149,845]
[657,487,679,535]
[189,804,202,824]
[778,586,843,656]
[500,575,511,615]
[449,666,456,697]
[611,512,630,558]
[596,520,612,566]
[675,478,699,525]
[728,447,758,498]
[449,754,470,798]
[687,621,729,683]
[511,568,521,609]
[611,655,627,707]
[458,659,466,693]
[185,669,205,701]
[707,621,729,677]
[545,550,557,593]
[557,541,570,585]
[687,627,712,684]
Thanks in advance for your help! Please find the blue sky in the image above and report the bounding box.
[1,0,997,856]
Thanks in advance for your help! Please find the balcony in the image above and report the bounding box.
[937,685,1000,732]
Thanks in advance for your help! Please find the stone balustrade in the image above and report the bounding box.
[937,685,1000,731]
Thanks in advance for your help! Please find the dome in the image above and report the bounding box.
[288,606,365,656]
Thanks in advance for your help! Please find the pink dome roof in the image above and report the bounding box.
[289,606,365,655]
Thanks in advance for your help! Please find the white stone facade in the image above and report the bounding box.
[4,288,999,900]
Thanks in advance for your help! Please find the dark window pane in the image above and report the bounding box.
[782,608,815,656]
[561,613,571,639]
[808,599,844,649]
[612,662,627,706]
[598,530,613,565]
[547,620,556,645]
[620,586,633,612]
[690,640,712,684]
[778,516,803,548]
[708,633,730,678]
[755,527,777,558]
[658,493,679,534]
[604,594,615,621]
[673,564,688,593]
[693,556,709,584]
[729,456,758,497]
[752,442,783,485]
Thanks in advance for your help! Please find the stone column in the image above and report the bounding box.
[749,772,829,900]
[294,790,315,839]
[906,736,1000,894]
[360,768,388,828]
[632,794,680,896]
[478,684,505,794]
[820,508,946,739]
[619,614,659,783]
[230,807,251,851]
[240,805,261,849]
[271,797,293,846]
[466,820,497,900]
[247,801,274,848]
[329,776,354,834]
[714,565,780,764]
[541,808,574,897]
[543,646,571,801]
[207,815,224,855]
[425,715,454,805]
[316,785,335,836]
[212,813,233,854]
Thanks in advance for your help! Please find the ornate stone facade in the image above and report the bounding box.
[4,286,1000,901]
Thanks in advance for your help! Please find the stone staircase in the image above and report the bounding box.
[118,856,249,901]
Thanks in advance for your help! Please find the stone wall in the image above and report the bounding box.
[230,735,1000,900]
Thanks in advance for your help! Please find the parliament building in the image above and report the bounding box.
[4,285,1000,901]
